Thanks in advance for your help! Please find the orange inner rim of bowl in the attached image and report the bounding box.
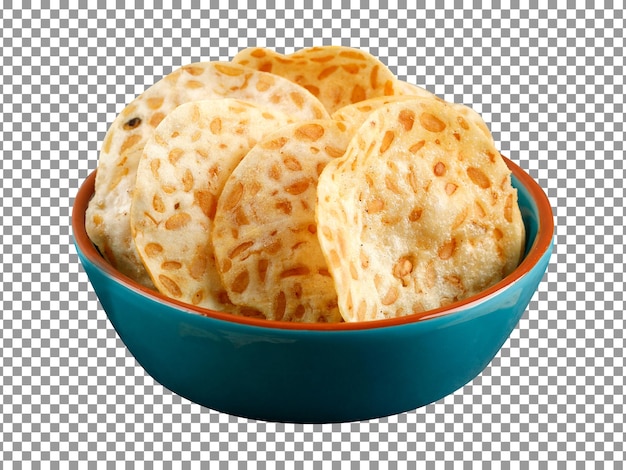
[73,156,553,331]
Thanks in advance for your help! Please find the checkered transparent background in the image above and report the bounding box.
[2,1,624,466]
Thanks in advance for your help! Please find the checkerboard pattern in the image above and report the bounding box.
[2,2,624,466]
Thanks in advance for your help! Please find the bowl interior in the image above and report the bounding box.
[73,156,554,331]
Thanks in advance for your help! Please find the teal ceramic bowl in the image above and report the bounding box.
[73,156,553,423]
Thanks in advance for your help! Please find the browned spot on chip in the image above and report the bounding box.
[256,75,274,92]
[268,163,282,180]
[318,66,338,80]
[231,270,250,293]
[289,91,305,109]
[452,207,469,229]
[188,251,208,279]
[433,161,446,176]
[223,181,244,211]
[185,80,204,89]
[408,207,423,222]
[393,257,413,279]
[383,80,394,95]
[161,260,182,270]
[438,238,457,260]
[165,212,191,230]
[349,261,359,280]
[283,155,302,171]
[280,266,311,278]
[168,148,184,165]
[370,65,379,89]
[191,290,204,305]
[444,274,464,291]
[445,182,458,195]
[475,200,487,218]
[379,130,395,153]
[457,115,469,130]
[366,198,385,214]
[398,109,415,131]
[419,112,446,132]
[159,275,182,297]
[274,291,286,321]
[234,206,250,226]
[381,286,399,305]
[181,169,194,192]
[150,112,166,128]
[295,123,325,142]
[209,117,222,134]
[250,48,266,58]
[467,167,491,189]
[339,50,366,60]
[193,190,216,220]
[257,258,269,283]
[263,136,289,150]
[285,178,310,195]
[294,304,306,319]
[144,243,163,257]
[120,134,141,154]
[264,238,282,254]
[221,258,232,274]
[409,140,425,153]
[325,145,345,158]
[385,175,402,195]
[342,63,360,74]
[275,200,292,214]
[152,194,165,213]
[183,65,205,76]
[214,63,245,76]
[303,84,320,97]
[351,84,366,103]
[229,240,254,260]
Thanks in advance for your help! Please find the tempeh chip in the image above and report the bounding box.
[130,99,294,313]
[316,98,525,322]
[212,120,353,322]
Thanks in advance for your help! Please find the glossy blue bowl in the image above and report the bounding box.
[73,156,553,423]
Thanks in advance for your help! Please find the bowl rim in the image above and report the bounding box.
[73,155,553,331]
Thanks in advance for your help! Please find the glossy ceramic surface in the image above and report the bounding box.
[73,157,553,423]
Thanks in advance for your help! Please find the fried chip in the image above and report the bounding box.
[232,46,403,114]
[130,99,294,312]
[316,98,525,321]
[86,62,328,286]
[212,120,352,322]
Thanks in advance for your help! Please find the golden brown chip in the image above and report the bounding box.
[316,98,525,321]
[232,46,403,114]
[212,120,353,322]
[86,61,328,286]
[130,99,294,312]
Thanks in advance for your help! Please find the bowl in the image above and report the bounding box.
[72,156,553,423]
